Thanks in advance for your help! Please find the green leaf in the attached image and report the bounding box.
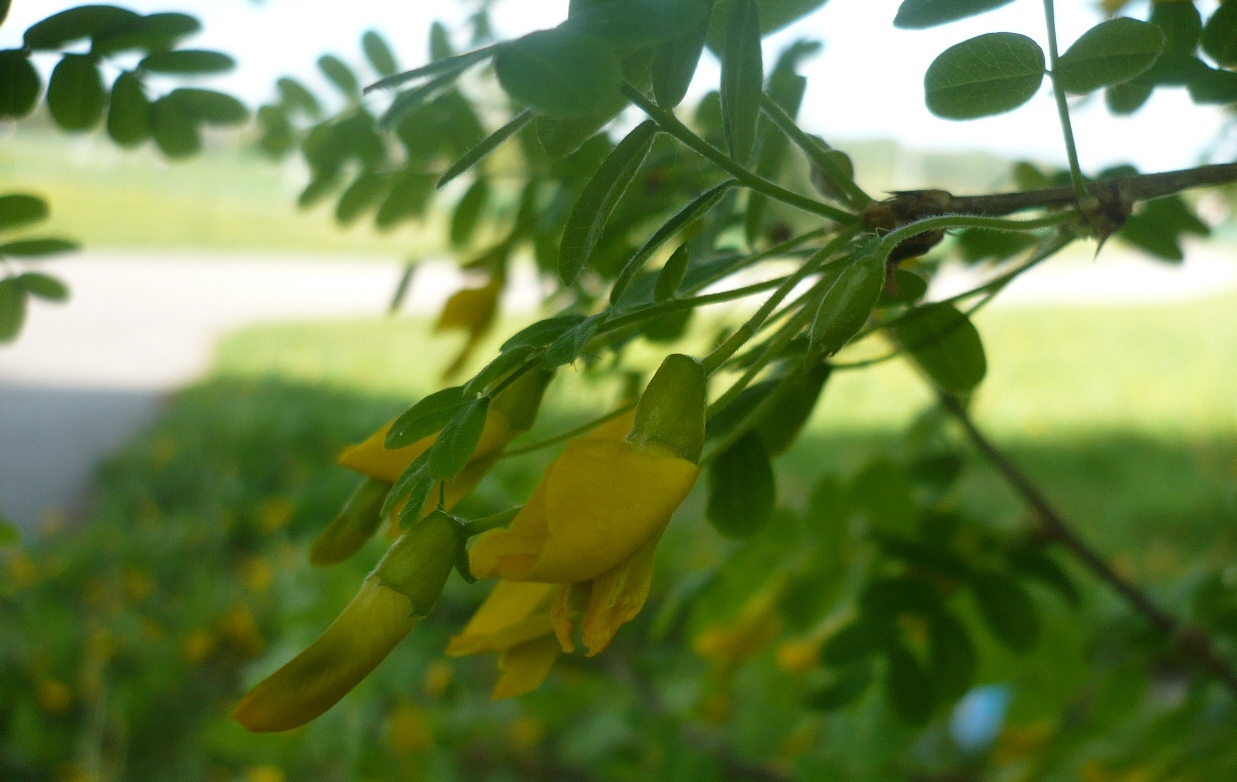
[1151,0,1202,56]
[886,643,937,725]
[707,431,776,539]
[535,109,625,159]
[928,611,976,701]
[92,12,201,56]
[0,50,40,120]
[653,0,715,107]
[559,120,658,285]
[1008,546,1079,606]
[1054,19,1164,95]
[501,314,589,353]
[24,5,139,50]
[0,516,19,547]
[954,226,1038,264]
[0,195,49,233]
[753,364,829,455]
[139,49,234,74]
[1106,78,1153,114]
[276,77,321,117]
[851,458,916,534]
[335,172,389,225]
[17,272,69,301]
[387,261,417,315]
[495,27,622,118]
[386,387,469,448]
[0,277,27,343]
[568,0,711,47]
[878,268,928,305]
[430,22,454,61]
[541,314,604,367]
[810,241,887,355]
[0,0,9,27]
[805,661,873,711]
[437,111,533,189]
[891,302,987,395]
[318,54,360,97]
[820,617,891,665]
[894,0,1015,30]
[721,0,763,164]
[362,30,398,77]
[375,171,435,228]
[170,88,248,126]
[612,179,736,302]
[449,179,489,248]
[1118,195,1209,262]
[924,32,1046,120]
[47,54,106,132]
[970,569,1040,653]
[383,449,432,519]
[151,95,201,159]
[1203,0,1237,67]
[861,576,943,618]
[0,238,79,257]
[654,243,691,302]
[428,396,490,480]
[706,0,829,47]
[365,46,499,94]
[1188,65,1237,104]
[462,346,537,396]
[106,71,151,147]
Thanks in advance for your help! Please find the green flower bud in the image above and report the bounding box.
[308,477,390,567]
[374,509,465,615]
[809,238,887,356]
[490,366,554,433]
[629,354,707,463]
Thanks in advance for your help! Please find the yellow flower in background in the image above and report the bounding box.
[435,273,503,380]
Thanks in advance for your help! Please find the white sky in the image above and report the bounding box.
[2,0,1232,172]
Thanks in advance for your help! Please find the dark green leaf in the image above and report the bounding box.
[821,617,890,665]
[437,111,533,189]
[0,0,9,27]
[568,0,711,47]
[501,314,589,353]
[924,32,1046,120]
[462,346,537,396]
[851,458,916,534]
[276,77,321,117]
[886,643,937,724]
[806,661,873,711]
[706,0,829,46]
[1106,78,1153,114]
[383,449,432,519]
[541,314,604,367]
[955,226,1038,264]
[928,611,976,701]
[1151,0,1202,55]
[810,242,887,355]
[428,396,490,480]
[0,238,79,257]
[362,30,398,77]
[24,5,139,50]
[449,179,489,248]
[970,569,1040,653]
[495,27,622,118]
[754,363,829,455]
[654,243,691,302]
[1055,19,1164,95]
[879,268,928,305]
[47,54,106,132]
[1188,65,1237,104]
[387,387,469,448]
[535,109,625,159]
[335,172,389,225]
[1119,195,1209,262]
[862,576,943,619]
[139,49,234,75]
[653,0,714,107]
[612,179,736,302]
[365,45,499,94]
[318,54,360,97]
[0,50,40,120]
[891,302,987,395]
[92,12,201,56]
[379,68,461,129]
[151,95,201,159]
[429,22,453,61]
[1203,0,1237,67]
[17,272,69,301]
[1008,546,1079,606]
[0,516,19,547]
[0,277,26,343]
[707,431,776,539]
[559,120,659,284]
[894,0,1015,30]
[375,171,435,228]
[0,195,49,233]
[106,71,150,147]
[170,88,248,126]
[298,168,341,209]
[721,0,763,164]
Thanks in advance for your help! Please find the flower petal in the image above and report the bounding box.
[581,528,662,656]
[445,581,556,656]
[468,474,551,580]
[338,412,511,484]
[493,635,561,700]
[232,578,418,732]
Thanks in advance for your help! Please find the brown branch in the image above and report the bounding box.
[937,394,1237,696]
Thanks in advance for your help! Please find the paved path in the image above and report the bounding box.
[0,245,1233,533]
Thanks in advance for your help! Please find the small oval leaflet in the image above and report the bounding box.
[428,396,491,481]
[318,55,360,97]
[171,89,249,126]
[894,0,1016,30]
[0,194,50,233]
[924,32,1045,120]
[362,30,399,78]
[970,570,1040,653]
[707,431,776,539]
[890,302,987,395]
[720,0,763,165]
[24,5,140,50]
[17,272,69,301]
[0,51,40,120]
[0,277,27,343]
[107,71,151,148]
[1203,0,1237,67]
[652,0,714,108]
[0,239,80,257]
[151,95,201,159]
[140,49,235,75]
[386,386,469,448]
[887,643,937,725]
[809,240,886,355]
[494,27,622,119]
[558,120,659,285]
[47,55,106,132]
[1054,18,1165,95]
[654,244,691,302]
[928,611,976,701]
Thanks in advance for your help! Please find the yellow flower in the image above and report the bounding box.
[446,580,563,698]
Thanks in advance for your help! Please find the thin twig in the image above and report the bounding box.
[937,394,1237,695]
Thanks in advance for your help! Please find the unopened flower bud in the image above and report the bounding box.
[375,510,466,615]
[309,477,390,567]
[628,354,707,462]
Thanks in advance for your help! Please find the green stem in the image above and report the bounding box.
[622,84,857,224]
[500,404,636,458]
[462,506,522,537]
[878,211,1076,257]
[759,95,873,206]
[701,226,860,375]
[1043,0,1088,205]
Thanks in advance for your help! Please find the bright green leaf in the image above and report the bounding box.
[654,243,691,302]
[47,54,106,132]
[0,51,40,120]
[362,30,399,77]
[428,396,490,480]
[495,27,622,118]
[0,195,49,233]
[1055,18,1165,95]
[386,387,468,448]
[924,32,1045,120]
[810,241,887,355]
[0,277,27,343]
[721,0,763,164]
[17,272,69,301]
[0,238,79,257]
